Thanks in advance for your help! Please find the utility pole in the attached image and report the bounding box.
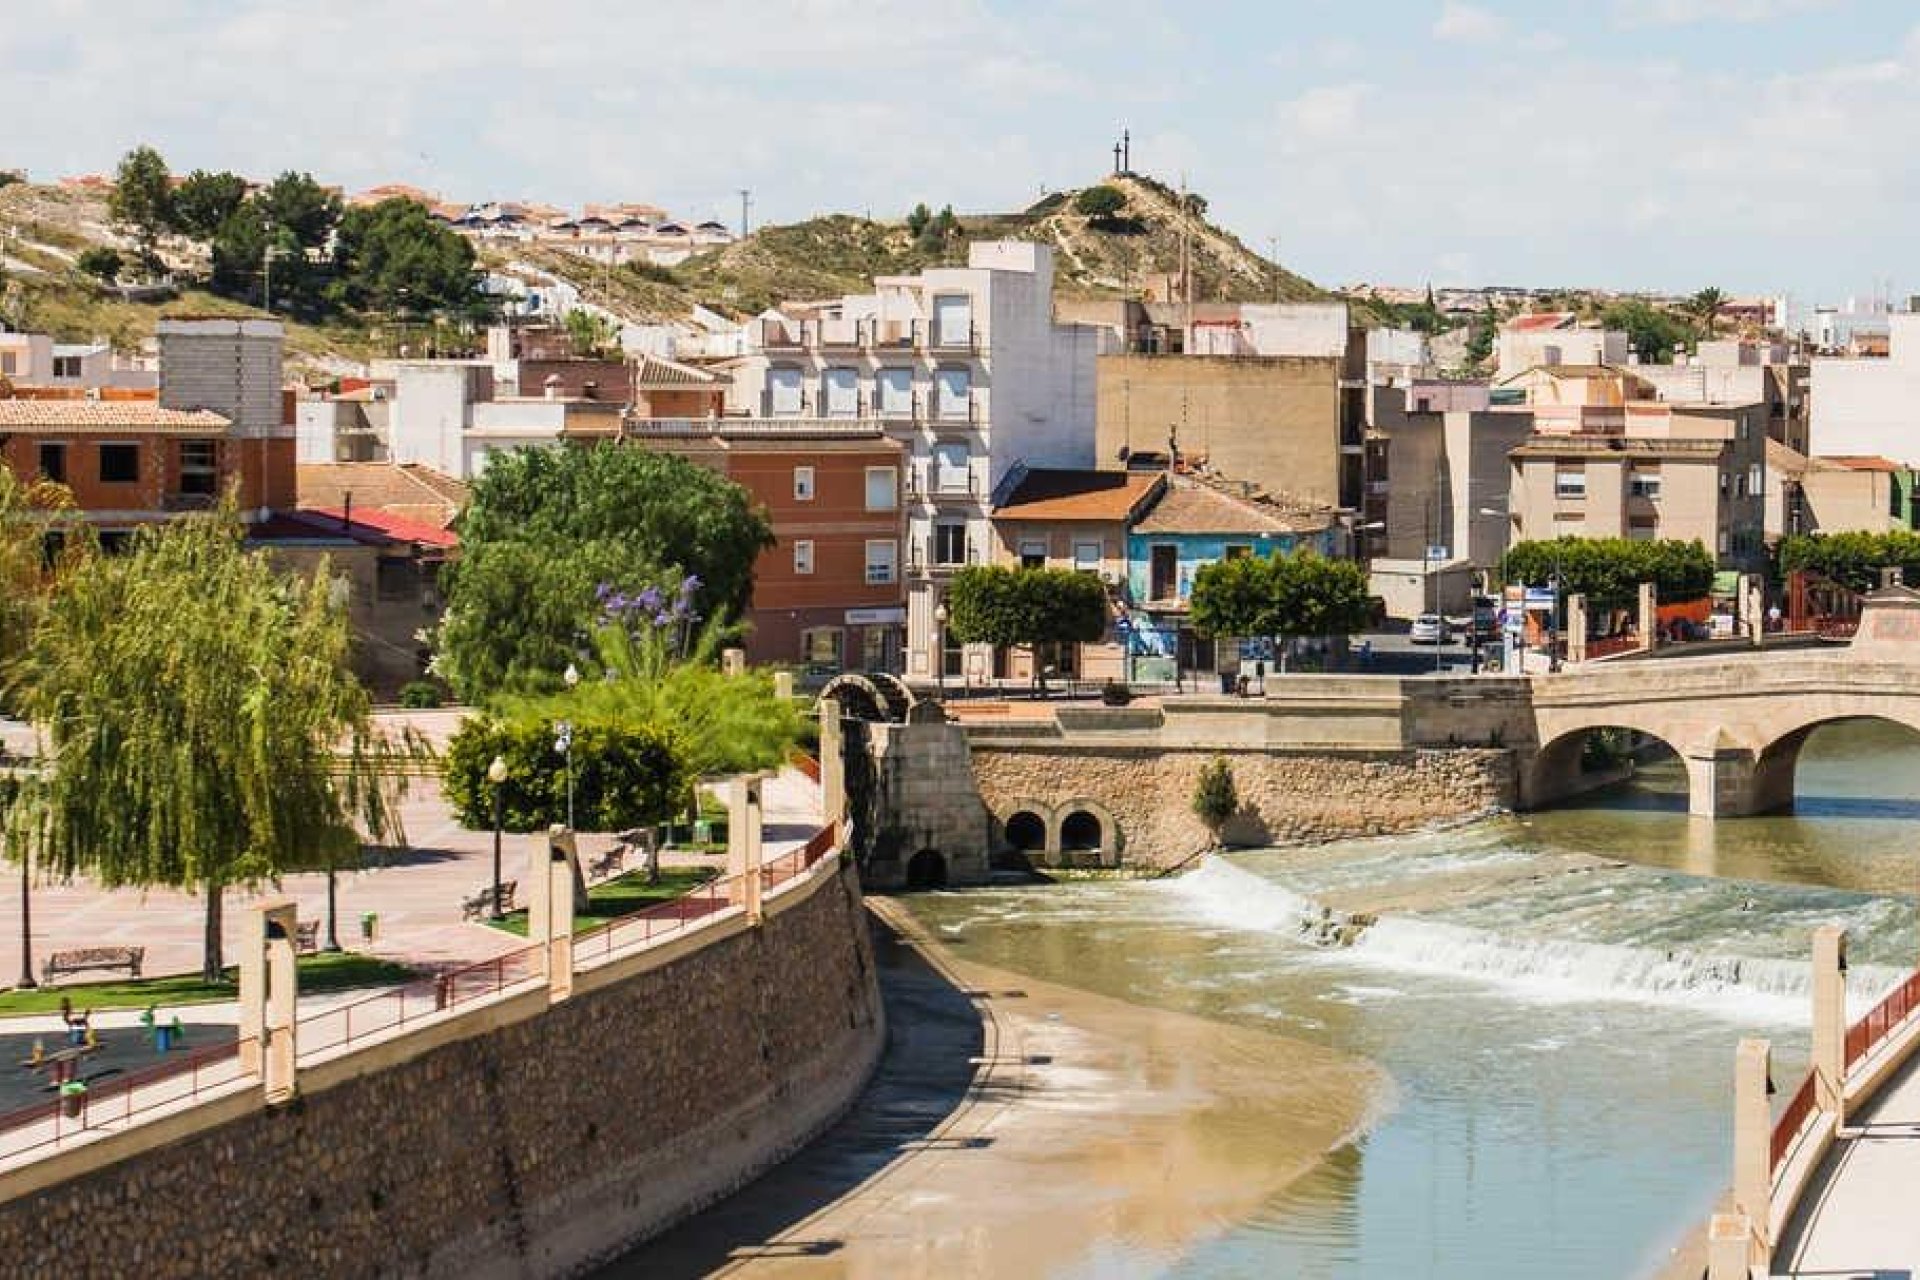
[1268,236,1280,302]
[738,188,752,239]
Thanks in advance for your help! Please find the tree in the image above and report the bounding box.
[75,247,122,285]
[1501,536,1715,610]
[1599,299,1692,364]
[1192,757,1239,846]
[1074,185,1126,219]
[1464,299,1496,368]
[1687,286,1728,338]
[107,145,173,269]
[255,170,341,250]
[18,508,419,980]
[1779,530,1920,595]
[563,308,619,359]
[905,202,932,237]
[0,470,86,714]
[208,201,274,303]
[438,445,775,699]
[329,197,480,316]
[945,565,1108,682]
[442,714,686,835]
[170,169,250,241]
[1189,551,1373,656]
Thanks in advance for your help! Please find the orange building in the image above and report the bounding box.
[627,422,905,672]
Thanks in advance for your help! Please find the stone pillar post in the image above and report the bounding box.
[1706,1212,1756,1280]
[1566,593,1588,664]
[239,901,299,1102]
[1812,925,1848,1125]
[773,670,794,701]
[727,775,765,923]
[721,647,746,677]
[1638,581,1657,651]
[819,695,847,832]
[528,829,576,1001]
[1684,743,1759,818]
[1732,1038,1774,1267]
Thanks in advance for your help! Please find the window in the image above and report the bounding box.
[177,439,218,495]
[864,466,897,511]
[932,442,970,493]
[793,465,815,501]
[801,627,843,668]
[823,366,859,417]
[0,353,14,375]
[1718,529,1730,554]
[931,294,973,347]
[768,365,803,416]
[876,367,914,417]
[1626,518,1658,541]
[36,442,66,485]
[793,539,815,574]
[1223,543,1253,560]
[52,355,82,379]
[98,442,139,484]
[865,540,897,585]
[1749,464,1763,497]
[1149,544,1178,600]
[377,558,421,602]
[934,522,968,567]
[1074,541,1102,573]
[1627,468,1661,500]
[1554,467,1586,500]
[1019,539,1047,569]
[935,366,971,420]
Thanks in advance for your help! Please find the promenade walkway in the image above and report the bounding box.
[1773,1052,1920,1276]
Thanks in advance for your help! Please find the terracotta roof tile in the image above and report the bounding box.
[0,401,229,432]
[1133,478,1337,536]
[994,469,1163,522]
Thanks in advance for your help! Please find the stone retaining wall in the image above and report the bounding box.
[971,743,1514,867]
[0,863,882,1279]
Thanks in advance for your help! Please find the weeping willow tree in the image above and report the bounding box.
[19,506,419,980]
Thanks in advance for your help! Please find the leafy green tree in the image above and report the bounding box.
[1464,300,1496,368]
[208,201,274,303]
[442,714,686,835]
[905,202,932,237]
[75,247,122,284]
[255,170,341,250]
[329,197,480,316]
[563,308,619,359]
[1599,299,1692,364]
[1779,530,1920,595]
[107,145,173,268]
[1074,185,1126,218]
[945,565,1109,680]
[438,445,774,699]
[1192,757,1238,845]
[17,508,419,979]
[170,169,250,241]
[0,471,87,715]
[1501,536,1714,610]
[1190,551,1372,652]
[1687,286,1728,337]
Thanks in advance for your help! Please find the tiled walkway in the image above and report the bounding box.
[1774,1050,1920,1275]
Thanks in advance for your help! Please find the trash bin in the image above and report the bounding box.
[154,1024,174,1053]
[59,1081,85,1119]
[693,819,711,845]
[361,911,378,944]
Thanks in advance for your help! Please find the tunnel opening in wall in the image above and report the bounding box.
[905,848,948,890]
[1059,810,1106,866]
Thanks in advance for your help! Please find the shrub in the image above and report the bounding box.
[1073,186,1126,219]
[1192,756,1239,844]
[397,679,444,709]
[76,247,123,284]
[442,714,687,833]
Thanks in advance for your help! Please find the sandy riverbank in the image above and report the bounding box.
[618,896,1389,1279]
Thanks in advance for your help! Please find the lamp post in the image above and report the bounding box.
[16,839,33,990]
[487,754,508,920]
[558,663,580,830]
[934,602,949,697]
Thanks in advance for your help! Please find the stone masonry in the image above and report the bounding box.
[0,864,883,1280]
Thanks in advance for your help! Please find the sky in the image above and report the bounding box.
[3,0,1917,301]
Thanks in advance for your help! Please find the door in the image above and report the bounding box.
[1150,544,1178,601]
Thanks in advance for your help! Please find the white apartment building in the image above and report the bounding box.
[720,241,1101,680]
[1809,312,1920,465]
[0,332,156,390]
[1495,315,1630,381]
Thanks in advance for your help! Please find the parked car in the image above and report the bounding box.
[1410,613,1453,645]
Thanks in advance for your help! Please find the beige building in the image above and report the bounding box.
[1509,398,1769,570]
[1633,340,1809,455]
[1494,314,1629,381]
[1795,454,1918,535]
[1095,352,1364,510]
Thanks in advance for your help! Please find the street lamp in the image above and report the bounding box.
[934,602,949,697]
[487,754,509,920]
[557,663,580,831]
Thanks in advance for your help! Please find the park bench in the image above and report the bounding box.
[42,946,144,985]
[461,880,517,921]
[294,920,320,954]
[587,847,625,882]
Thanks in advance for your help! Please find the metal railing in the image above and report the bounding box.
[1771,1070,1819,1173]
[1583,633,1641,661]
[1845,969,1920,1070]
[571,873,735,966]
[295,943,545,1059]
[0,1035,250,1162]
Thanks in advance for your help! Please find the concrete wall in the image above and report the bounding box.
[1809,314,1920,464]
[0,861,882,1279]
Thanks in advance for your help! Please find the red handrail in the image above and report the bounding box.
[1771,1071,1819,1172]
[1844,970,1920,1071]
[0,1035,251,1159]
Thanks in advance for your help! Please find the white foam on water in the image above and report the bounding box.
[1158,857,1907,1025]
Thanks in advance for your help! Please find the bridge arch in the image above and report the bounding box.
[1051,799,1121,867]
[1751,708,1920,815]
[1525,721,1687,812]
[1002,809,1048,854]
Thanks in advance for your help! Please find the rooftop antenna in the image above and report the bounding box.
[738,188,752,239]
[1122,128,1131,174]
[1113,135,1123,175]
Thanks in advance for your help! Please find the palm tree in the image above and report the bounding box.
[1687,287,1728,338]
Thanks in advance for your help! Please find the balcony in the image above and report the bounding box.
[926,321,979,354]
[755,317,811,350]
[817,318,861,349]
[863,319,917,351]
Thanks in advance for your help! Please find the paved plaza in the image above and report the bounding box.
[1775,1051,1920,1276]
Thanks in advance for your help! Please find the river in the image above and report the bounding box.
[895,720,1920,1278]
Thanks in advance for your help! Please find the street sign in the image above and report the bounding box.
[1426,544,1450,563]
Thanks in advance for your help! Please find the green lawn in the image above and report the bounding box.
[0,952,418,1016]
[488,866,719,937]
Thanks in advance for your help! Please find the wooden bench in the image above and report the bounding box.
[294,920,320,953]
[43,946,144,985]
[461,880,517,921]
[587,847,625,882]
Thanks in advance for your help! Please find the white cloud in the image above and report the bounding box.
[1613,0,1836,27]
[1433,1,1505,41]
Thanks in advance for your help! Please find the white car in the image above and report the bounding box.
[1409,613,1452,645]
